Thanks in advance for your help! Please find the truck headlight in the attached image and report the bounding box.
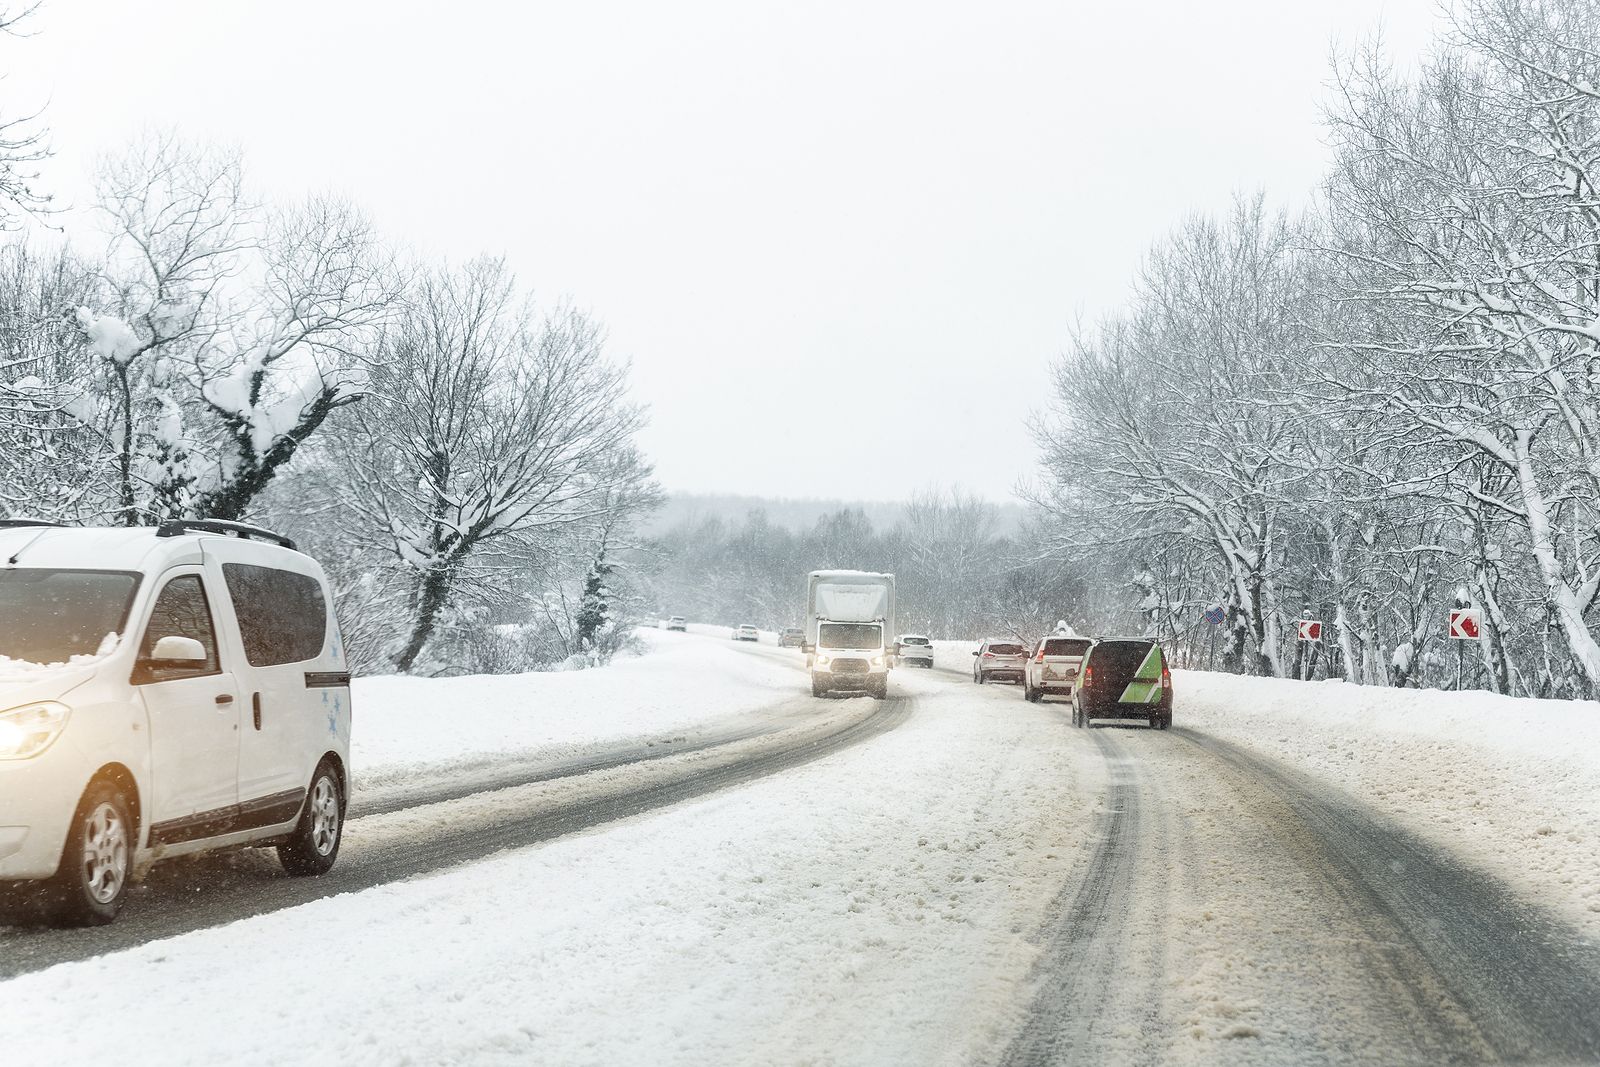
[0,702,70,760]
[815,655,830,669]
[871,655,885,667]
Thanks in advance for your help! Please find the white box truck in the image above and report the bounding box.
[803,570,896,698]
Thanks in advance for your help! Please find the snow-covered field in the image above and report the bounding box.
[352,628,802,792]
[1178,669,1600,937]
[3,662,1104,1067]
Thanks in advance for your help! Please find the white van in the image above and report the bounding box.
[0,520,352,926]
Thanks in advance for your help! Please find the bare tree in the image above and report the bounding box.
[0,4,51,230]
[337,258,647,672]
[72,133,397,523]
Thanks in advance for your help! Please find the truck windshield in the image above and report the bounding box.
[0,569,140,663]
[818,623,881,649]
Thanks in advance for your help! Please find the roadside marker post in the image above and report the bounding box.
[1449,608,1482,690]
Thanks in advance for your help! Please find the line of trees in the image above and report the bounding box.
[1034,0,1600,698]
[645,489,1088,641]
[0,133,656,675]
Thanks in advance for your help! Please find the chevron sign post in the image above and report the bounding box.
[1448,609,1481,640]
[1296,619,1323,641]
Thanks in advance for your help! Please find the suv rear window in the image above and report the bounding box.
[988,642,1023,655]
[1043,638,1091,657]
[1089,640,1156,672]
[222,564,328,667]
[901,636,930,646]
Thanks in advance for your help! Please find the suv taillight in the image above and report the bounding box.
[1082,666,1093,686]
[1161,667,1171,689]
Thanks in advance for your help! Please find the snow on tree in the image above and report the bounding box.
[335,257,652,672]
[63,134,397,524]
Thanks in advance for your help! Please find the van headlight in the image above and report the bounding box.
[0,702,70,760]
[814,655,830,669]
[871,655,885,667]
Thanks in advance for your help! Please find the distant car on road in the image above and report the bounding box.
[734,624,760,642]
[972,638,1027,684]
[666,616,687,632]
[1072,637,1172,729]
[778,627,805,648]
[1024,635,1092,702]
[896,633,934,668]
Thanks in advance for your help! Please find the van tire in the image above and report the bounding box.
[811,677,828,698]
[869,678,887,700]
[279,762,344,877]
[49,780,133,927]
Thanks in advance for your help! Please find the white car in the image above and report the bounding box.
[896,634,934,667]
[665,616,687,632]
[1023,634,1093,702]
[734,624,759,642]
[0,519,352,926]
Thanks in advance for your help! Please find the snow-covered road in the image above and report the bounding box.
[3,635,1599,1066]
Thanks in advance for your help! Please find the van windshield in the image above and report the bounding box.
[818,623,882,649]
[0,569,141,664]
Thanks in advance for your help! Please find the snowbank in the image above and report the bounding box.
[1177,669,1600,936]
[351,629,802,789]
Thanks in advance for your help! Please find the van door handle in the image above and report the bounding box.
[215,694,234,705]
[252,692,262,731]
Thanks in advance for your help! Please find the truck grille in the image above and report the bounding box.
[830,658,869,674]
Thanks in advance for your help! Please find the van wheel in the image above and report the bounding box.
[869,678,888,700]
[49,780,133,927]
[811,677,829,698]
[279,763,343,877]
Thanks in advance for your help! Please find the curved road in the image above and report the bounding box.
[0,666,912,979]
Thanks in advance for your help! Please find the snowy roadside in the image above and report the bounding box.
[351,628,804,794]
[1177,670,1600,937]
[1,669,1105,1067]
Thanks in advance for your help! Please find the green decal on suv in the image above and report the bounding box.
[1117,644,1165,704]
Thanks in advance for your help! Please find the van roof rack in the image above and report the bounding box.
[156,519,296,551]
[0,519,67,529]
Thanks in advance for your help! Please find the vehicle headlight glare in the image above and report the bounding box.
[0,702,70,760]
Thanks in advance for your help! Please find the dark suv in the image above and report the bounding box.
[1071,637,1172,729]
[972,638,1028,684]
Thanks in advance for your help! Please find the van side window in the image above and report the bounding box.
[222,564,328,667]
[139,575,221,678]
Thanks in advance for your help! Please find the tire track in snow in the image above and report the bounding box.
[1184,729,1600,1065]
[997,720,1599,1065]
[0,688,912,979]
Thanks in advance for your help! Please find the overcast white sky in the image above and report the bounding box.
[4,0,1438,502]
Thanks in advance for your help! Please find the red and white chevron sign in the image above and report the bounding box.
[1448,609,1481,640]
[1296,619,1322,641]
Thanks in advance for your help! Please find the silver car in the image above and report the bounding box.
[972,638,1027,683]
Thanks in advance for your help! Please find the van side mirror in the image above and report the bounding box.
[800,642,813,654]
[133,634,208,685]
[149,635,206,662]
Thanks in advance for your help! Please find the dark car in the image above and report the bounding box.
[972,638,1028,684]
[1071,637,1171,729]
[778,627,805,648]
